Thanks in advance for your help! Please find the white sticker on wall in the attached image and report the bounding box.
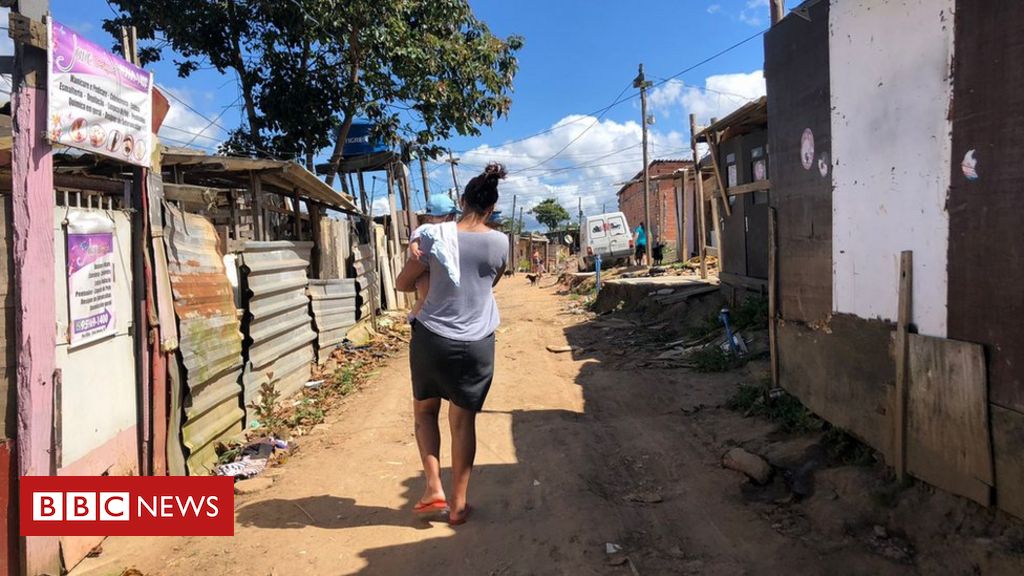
[818,152,830,177]
[801,128,815,170]
[962,149,978,181]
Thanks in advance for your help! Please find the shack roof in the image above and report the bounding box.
[162,149,360,213]
[695,96,768,144]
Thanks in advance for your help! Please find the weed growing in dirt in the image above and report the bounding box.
[249,382,286,437]
[690,347,745,373]
[726,383,824,433]
[822,427,876,466]
[732,297,769,330]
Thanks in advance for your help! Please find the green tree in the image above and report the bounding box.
[105,1,523,178]
[530,199,570,232]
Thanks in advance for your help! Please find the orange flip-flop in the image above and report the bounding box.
[413,499,448,514]
[448,505,471,526]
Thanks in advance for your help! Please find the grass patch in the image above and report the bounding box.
[690,347,745,373]
[822,427,876,466]
[732,296,768,330]
[726,383,824,433]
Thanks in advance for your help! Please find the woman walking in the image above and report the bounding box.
[396,163,509,525]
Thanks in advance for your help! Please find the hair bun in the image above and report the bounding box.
[484,162,507,181]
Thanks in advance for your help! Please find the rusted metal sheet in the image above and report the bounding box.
[239,241,316,414]
[162,203,244,475]
[308,279,357,359]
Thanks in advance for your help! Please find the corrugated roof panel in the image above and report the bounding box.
[239,242,316,412]
[163,203,244,475]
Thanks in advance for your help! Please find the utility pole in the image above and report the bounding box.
[418,151,431,205]
[634,63,654,267]
[770,0,786,24]
[446,148,460,196]
[509,195,518,275]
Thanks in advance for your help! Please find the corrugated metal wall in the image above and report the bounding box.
[308,279,357,360]
[239,241,316,414]
[163,203,245,475]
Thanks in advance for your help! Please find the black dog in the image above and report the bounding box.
[652,242,665,266]
[525,273,539,286]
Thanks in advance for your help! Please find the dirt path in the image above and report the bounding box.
[73,281,997,575]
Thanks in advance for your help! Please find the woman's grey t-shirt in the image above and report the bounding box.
[417,229,508,341]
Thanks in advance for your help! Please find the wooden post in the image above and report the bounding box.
[229,189,240,240]
[509,195,518,275]
[357,171,368,215]
[894,250,913,481]
[771,0,786,24]
[249,171,265,241]
[709,180,724,267]
[768,208,779,388]
[308,201,322,278]
[291,190,302,240]
[11,1,62,573]
[689,114,708,279]
[679,174,688,262]
[418,153,431,205]
[385,164,404,307]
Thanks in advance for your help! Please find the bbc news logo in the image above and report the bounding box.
[21,476,234,536]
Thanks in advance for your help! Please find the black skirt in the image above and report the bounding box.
[410,320,496,412]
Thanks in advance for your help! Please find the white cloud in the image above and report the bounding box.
[440,116,688,231]
[707,4,722,14]
[740,0,769,26]
[648,70,765,126]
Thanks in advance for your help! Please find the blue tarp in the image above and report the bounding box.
[341,121,389,157]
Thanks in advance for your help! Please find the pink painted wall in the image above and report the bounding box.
[12,84,61,574]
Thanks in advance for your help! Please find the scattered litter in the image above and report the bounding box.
[605,542,623,555]
[546,344,580,353]
[234,477,274,495]
[215,457,267,479]
[304,380,325,390]
[533,479,541,487]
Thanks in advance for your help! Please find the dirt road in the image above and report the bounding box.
[75,280,1019,575]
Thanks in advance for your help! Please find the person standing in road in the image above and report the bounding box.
[633,221,647,266]
[396,163,509,526]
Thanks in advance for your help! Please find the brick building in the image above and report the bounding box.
[615,159,695,261]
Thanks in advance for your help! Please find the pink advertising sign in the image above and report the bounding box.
[47,19,153,167]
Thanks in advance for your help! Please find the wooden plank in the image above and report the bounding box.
[163,183,227,206]
[768,207,779,388]
[893,250,912,480]
[907,333,993,506]
[706,137,732,217]
[719,271,768,292]
[726,180,773,196]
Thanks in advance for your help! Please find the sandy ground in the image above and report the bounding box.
[73,280,1024,576]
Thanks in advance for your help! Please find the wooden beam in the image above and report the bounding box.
[162,182,226,207]
[726,180,772,196]
[894,250,913,481]
[705,136,732,217]
[719,271,768,292]
[53,173,126,194]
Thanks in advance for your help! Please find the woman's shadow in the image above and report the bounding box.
[234,476,443,532]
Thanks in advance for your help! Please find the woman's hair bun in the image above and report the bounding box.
[484,162,507,181]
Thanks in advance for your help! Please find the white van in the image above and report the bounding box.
[578,211,633,271]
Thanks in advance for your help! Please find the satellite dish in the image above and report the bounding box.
[564,234,573,245]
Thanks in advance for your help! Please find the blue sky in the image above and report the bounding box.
[30,0,770,228]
